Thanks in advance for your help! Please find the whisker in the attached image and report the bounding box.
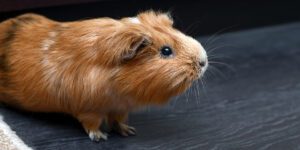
[192,82,197,104]
[185,87,190,103]
[200,79,207,94]
[208,54,232,60]
[203,25,238,47]
[207,44,238,55]
[191,81,197,104]
[208,65,229,80]
[188,84,192,103]
[172,96,179,108]
[202,69,210,80]
[184,20,203,35]
[205,69,217,80]
[195,80,201,105]
[209,61,236,72]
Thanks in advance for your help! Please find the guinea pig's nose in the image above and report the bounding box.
[199,60,206,67]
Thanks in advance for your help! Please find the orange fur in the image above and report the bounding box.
[0,11,207,141]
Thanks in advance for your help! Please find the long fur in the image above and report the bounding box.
[0,11,207,140]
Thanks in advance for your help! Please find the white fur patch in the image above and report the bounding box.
[40,31,61,93]
[41,56,57,85]
[197,42,208,77]
[87,66,101,83]
[199,43,207,61]
[0,115,33,150]
[79,33,98,43]
[41,39,55,51]
[49,31,57,37]
[84,66,103,95]
[129,17,140,24]
[41,31,57,51]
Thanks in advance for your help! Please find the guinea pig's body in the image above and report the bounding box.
[0,11,208,141]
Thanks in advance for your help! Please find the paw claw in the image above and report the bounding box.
[89,130,108,142]
[117,124,136,136]
[128,128,136,135]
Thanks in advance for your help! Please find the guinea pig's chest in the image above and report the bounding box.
[101,88,137,112]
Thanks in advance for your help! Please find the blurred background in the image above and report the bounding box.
[1,0,300,36]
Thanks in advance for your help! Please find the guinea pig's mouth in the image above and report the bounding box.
[197,62,208,79]
[181,66,207,87]
[192,59,208,80]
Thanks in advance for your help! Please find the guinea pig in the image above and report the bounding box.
[0,11,208,141]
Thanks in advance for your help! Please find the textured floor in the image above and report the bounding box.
[0,22,300,150]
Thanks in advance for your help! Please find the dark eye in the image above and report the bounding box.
[160,46,173,57]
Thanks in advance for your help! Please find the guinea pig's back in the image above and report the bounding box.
[0,17,21,102]
[0,14,60,110]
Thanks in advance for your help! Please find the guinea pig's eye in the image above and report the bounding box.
[160,46,173,58]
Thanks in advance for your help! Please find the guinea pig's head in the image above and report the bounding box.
[96,11,208,105]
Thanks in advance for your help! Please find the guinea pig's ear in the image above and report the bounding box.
[96,26,151,66]
[121,35,151,61]
[157,12,174,26]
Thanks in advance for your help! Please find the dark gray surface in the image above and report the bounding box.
[1,22,300,150]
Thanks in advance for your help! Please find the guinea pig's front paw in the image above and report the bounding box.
[88,130,108,142]
[113,123,136,137]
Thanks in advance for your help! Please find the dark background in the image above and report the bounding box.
[1,0,300,36]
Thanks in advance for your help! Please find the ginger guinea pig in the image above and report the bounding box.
[0,11,208,141]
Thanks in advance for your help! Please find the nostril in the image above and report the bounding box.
[199,61,206,67]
